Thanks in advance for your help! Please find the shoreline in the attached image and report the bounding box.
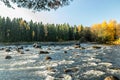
[0,41,80,46]
[0,41,117,46]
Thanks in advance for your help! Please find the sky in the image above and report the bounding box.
[0,0,120,26]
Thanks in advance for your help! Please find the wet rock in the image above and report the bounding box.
[5,55,12,59]
[74,44,81,48]
[18,46,23,49]
[47,47,51,50]
[45,56,52,60]
[16,46,24,52]
[64,51,67,53]
[46,67,53,70]
[25,49,30,51]
[33,43,41,48]
[0,48,4,50]
[92,46,101,49]
[64,67,79,73]
[81,47,85,49]
[75,43,80,45]
[16,48,20,52]
[5,48,11,52]
[17,49,25,54]
[33,43,37,47]
[64,74,72,80]
[40,51,49,54]
[110,67,120,70]
[104,76,119,80]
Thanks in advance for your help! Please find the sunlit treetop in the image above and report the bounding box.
[1,0,73,11]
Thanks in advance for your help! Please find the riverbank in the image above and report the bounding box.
[0,41,80,46]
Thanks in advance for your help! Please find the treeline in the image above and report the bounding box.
[0,16,120,43]
[0,16,93,42]
[91,20,120,43]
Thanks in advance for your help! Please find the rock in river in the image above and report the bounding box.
[45,56,52,60]
[92,46,101,49]
[33,43,41,48]
[5,48,11,52]
[39,51,49,54]
[64,67,79,73]
[104,76,119,80]
[5,55,12,59]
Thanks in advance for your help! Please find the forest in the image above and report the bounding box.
[0,16,120,43]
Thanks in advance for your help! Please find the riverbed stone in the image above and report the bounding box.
[40,51,49,54]
[64,75,72,80]
[92,46,101,49]
[104,76,119,80]
[33,43,41,48]
[5,55,12,59]
[64,67,78,73]
[64,51,67,53]
[74,45,81,48]
[45,56,52,60]
[5,48,11,52]
[18,46,23,49]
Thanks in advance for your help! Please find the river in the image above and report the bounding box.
[0,43,120,80]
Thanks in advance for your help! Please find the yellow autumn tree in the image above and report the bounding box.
[91,23,102,41]
[77,25,83,33]
[19,19,30,30]
[108,20,116,40]
[116,23,120,38]
[91,20,117,43]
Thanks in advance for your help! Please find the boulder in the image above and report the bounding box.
[5,55,12,59]
[81,47,85,49]
[104,76,119,80]
[40,51,49,54]
[25,49,30,51]
[64,67,78,73]
[64,51,67,53]
[74,43,81,48]
[17,46,23,49]
[0,48,4,50]
[33,43,41,48]
[47,47,51,50]
[63,74,72,80]
[92,46,101,49]
[45,56,52,60]
[17,49,25,54]
[16,48,20,52]
[5,48,11,52]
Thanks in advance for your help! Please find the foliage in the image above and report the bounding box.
[91,20,120,43]
[1,0,73,11]
[0,16,120,43]
[0,16,92,42]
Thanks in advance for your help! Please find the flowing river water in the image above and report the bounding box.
[0,43,120,80]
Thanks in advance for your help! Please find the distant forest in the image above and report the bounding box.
[0,16,120,43]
